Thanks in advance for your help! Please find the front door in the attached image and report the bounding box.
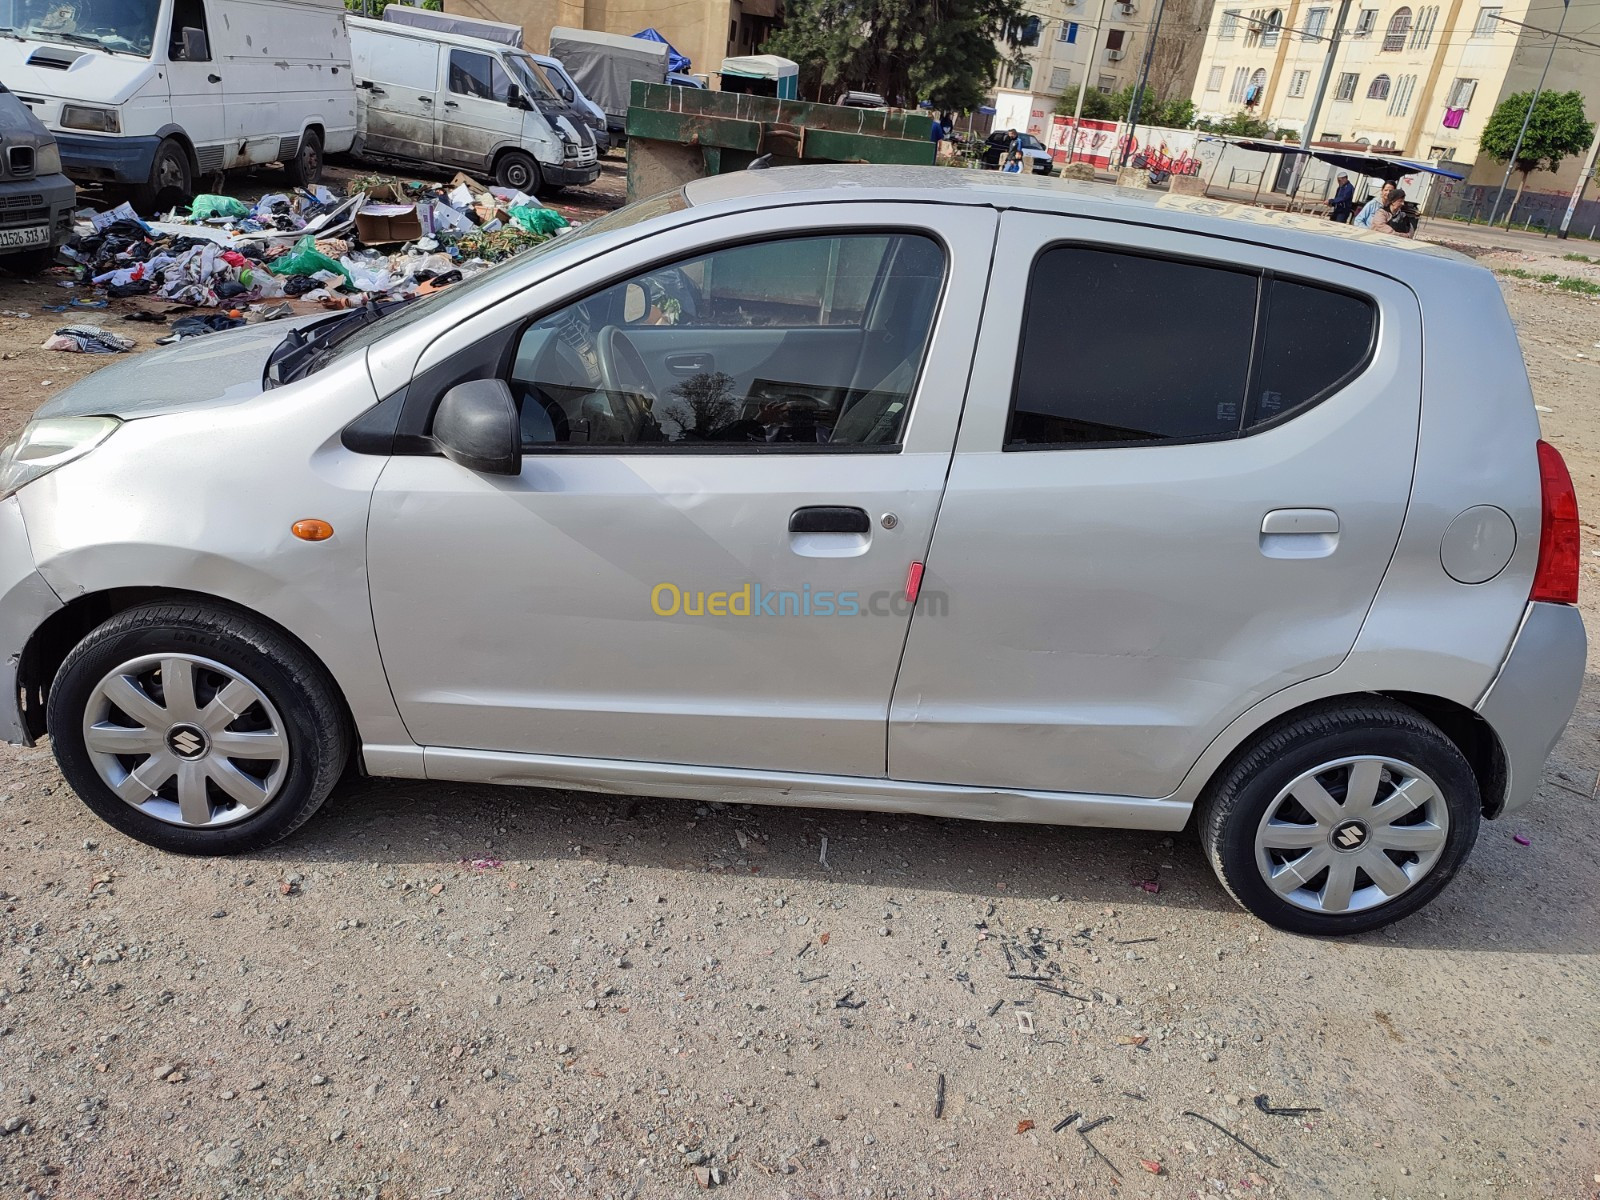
[164,0,224,173]
[438,48,526,173]
[353,34,439,160]
[889,210,1422,799]
[367,203,996,777]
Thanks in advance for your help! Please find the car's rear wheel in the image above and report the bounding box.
[47,603,349,854]
[1200,702,1480,935]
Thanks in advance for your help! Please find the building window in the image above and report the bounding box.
[1303,7,1329,39]
[1428,144,1449,158]
[1058,19,1075,40]
[1367,74,1391,100]
[1353,8,1377,37]
[1010,62,1034,90]
[1473,6,1501,36]
[1261,8,1283,47]
[1388,73,1416,116]
[1447,77,1477,109]
[1207,65,1225,91]
[1229,66,1250,101]
[1381,6,1411,50]
[1106,28,1127,50]
[1334,72,1359,101]
[1288,69,1310,97]
[1408,4,1438,48]
[1097,73,1117,93]
[1219,9,1238,38]
[1050,65,1072,91]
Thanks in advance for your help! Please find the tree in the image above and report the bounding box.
[765,0,1026,111]
[343,0,441,15]
[1195,110,1294,139]
[1053,84,1117,121]
[1479,89,1595,224]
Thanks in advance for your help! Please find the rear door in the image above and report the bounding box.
[352,31,439,160]
[889,210,1421,799]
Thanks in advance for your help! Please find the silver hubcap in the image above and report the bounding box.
[1254,755,1449,915]
[81,654,288,828]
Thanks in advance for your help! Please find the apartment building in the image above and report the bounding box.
[1190,0,1595,176]
[993,0,1216,126]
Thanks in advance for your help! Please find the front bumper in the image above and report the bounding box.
[1476,601,1587,814]
[0,170,76,252]
[0,495,63,746]
[547,160,602,187]
[56,132,162,185]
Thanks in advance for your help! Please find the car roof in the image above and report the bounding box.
[682,165,1474,277]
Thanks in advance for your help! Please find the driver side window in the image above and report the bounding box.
[507,232,945,451]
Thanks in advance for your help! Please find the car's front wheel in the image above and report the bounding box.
[47,602,350,854]
[1200,701,1481,935]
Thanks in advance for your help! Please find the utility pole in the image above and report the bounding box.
[1487,0,1570,229]
[1557,124,1600,238]
[1286,0,1353,204]
[1064,0,1113,165]
[1118,0,1169,166]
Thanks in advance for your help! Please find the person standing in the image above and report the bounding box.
[1353,181,1394,229]
[1327,173,1356,223]
[1370,188,1414,237]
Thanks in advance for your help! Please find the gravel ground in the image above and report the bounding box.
[0,189,1598,1200]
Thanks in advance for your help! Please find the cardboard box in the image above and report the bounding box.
[356,202,423,245]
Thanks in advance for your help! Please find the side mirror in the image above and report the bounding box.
[433,380,522,476]
[180,26,209,61]
[506,84,529,109]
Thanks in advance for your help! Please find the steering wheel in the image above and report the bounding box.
[595,325,656,403]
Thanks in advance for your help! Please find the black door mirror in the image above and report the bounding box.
[433,380,522,476]
[180,26,209,62]
[506,84,529,109]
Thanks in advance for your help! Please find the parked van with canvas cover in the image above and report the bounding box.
[0,0,356,209]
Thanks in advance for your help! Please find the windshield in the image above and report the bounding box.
[0,0,158,55]
[536,60,575,103]
[297,189,692,380]
[508,54,562,105]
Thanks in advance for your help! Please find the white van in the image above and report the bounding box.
[0,0,357,209]
[348,17,599,194]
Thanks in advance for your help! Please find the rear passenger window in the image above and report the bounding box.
[1250,280,1376,428]
[1007,247,1257,447]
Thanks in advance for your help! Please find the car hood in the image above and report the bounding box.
[31,322,314,422]
[0,41,156,106]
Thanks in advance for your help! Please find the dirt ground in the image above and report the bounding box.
[1,178,1598,1200]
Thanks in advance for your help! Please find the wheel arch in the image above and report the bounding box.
[150,125,199,174]
[1195,691,1509,823]
[18,586,361,767]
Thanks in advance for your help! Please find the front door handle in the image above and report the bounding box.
[419,95,433,104]
[790,506,869,534]
[1260,508,1339,558]
[444,100,459,108]
[207,73,221,83]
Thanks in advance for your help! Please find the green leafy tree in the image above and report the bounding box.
[1056,85,1195,129]
[765,0,1026,111]
[344,0,441,15]
[1053,84,1117,121]
[1195,110,1296,139]
[1479,89,1595,224]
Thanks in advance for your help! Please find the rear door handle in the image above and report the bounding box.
[790,506,870,534]
[1260,508,1339,558]
[419,95,433,103]
[207,73,221,83]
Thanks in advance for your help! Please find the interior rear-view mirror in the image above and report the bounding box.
[432,380,522,476]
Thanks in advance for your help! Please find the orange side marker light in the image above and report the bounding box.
[292,519,335,542]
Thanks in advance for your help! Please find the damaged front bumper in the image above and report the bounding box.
[0,495,63,746]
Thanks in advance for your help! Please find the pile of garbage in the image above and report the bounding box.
[46,173,573,351]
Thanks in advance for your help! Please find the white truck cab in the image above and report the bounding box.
[348,17,599,195]
[0,0,356,208]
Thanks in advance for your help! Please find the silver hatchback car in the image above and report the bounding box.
[0,167,1584,934]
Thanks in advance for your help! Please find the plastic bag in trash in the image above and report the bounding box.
[190,194,252,221]
[509,205,570,236]
[268,234,352,284]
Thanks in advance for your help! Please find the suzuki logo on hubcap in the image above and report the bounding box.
[1331,819,1368,850]
[167,724,208,760]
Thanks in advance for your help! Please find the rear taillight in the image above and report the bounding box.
[1531,439,1580,605]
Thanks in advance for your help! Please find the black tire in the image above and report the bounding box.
[495,149,542,193]
[283,128,324,187]
[47,602,350,855]
[131,137,193,216]
[1199,701,1480,936]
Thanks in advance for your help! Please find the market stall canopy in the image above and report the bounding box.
[633,28,690,73]
[1226,139,1465,182]
[720,54,798,100]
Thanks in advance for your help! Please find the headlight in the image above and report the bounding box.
[0,417,119,501]
[34,143,62,175]
[60,105,121,134]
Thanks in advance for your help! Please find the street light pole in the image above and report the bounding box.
[1487,0,1570,229]
[1118,0,1169,166]
[1065,0,1113,165]
[1286,0,1354,204]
